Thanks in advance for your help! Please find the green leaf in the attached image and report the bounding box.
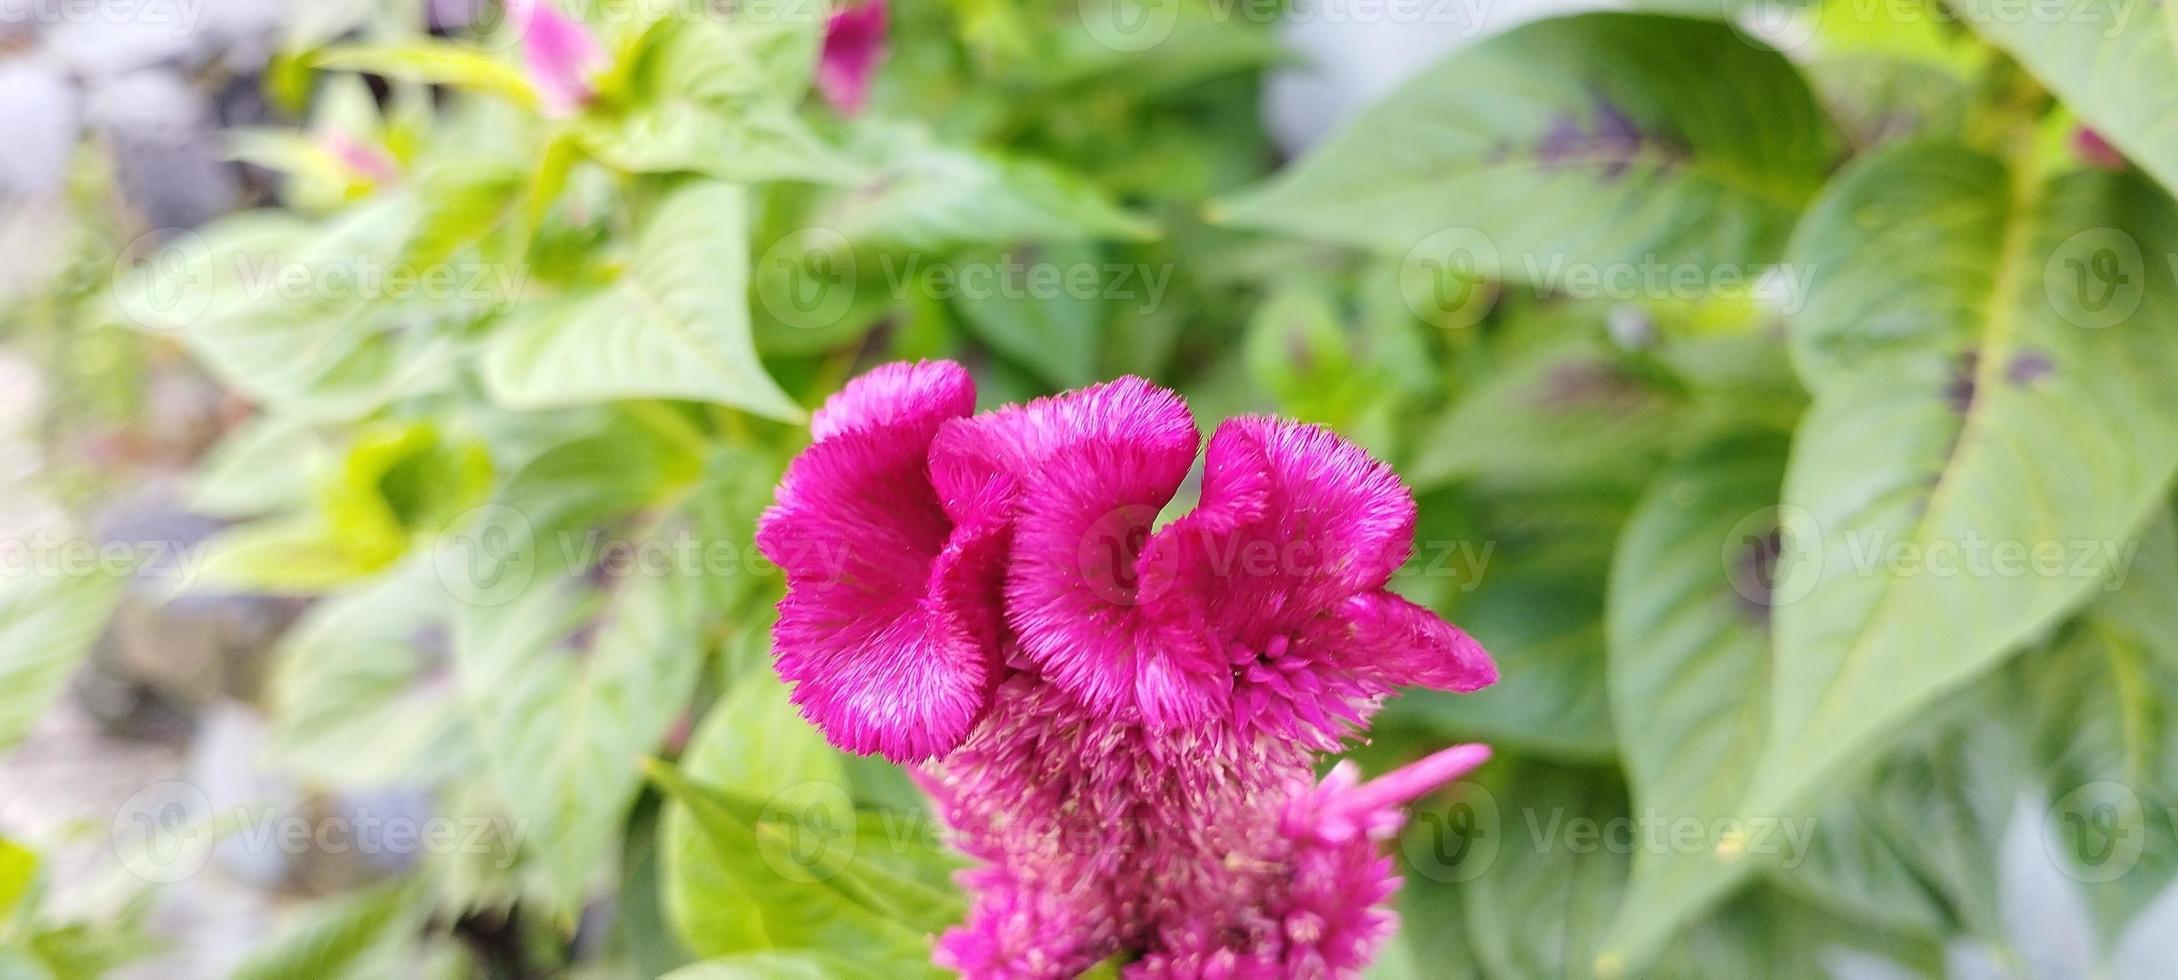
[231,879,424,980]
[103,201,463,420]
[1952,1,2178,197]
[314,43,539,111]
[1457,761,1629,978]
[1411,329,1685,493]
[0,569,126,752]
[647,761,943,975]
[1745,145,2178,830]
[2006,512,2178,935]
[482,181,803,420]
[0,839,34,922]
[456,563,707,909]
[665,675,850,958]
[187,415,327,519]
[265,565,466,787]
[664,951,889,980]
[189,514,391,594]
[1215,13,1839,281]
[1391,559,1616,761]
[1596,432,1795,966]
[1384,490,1626,760]
[404,162,527,270]
[636,2,826,108]
[949,242,1106,389]
[820,124,1156,249]
[577,103,862,186]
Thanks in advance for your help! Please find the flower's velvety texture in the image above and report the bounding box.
[758,361,1498,977]
[817,0,888,115]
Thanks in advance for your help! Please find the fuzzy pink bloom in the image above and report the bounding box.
[817,0,888,115]
[756,362,1498,976]
[510,0,606,117]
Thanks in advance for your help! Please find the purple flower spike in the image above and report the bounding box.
[510,0,607,117]
[817,0,888,115]
[757,361,1501,976]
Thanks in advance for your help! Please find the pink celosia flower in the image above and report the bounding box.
[817,0,888,115]
[756,361,1499,977]
[510,0,606,117]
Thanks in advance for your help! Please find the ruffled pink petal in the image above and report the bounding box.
[1323,591,1497,693]
[512,0,606,117]
[757,366,998,762]
[817,0,888,115]
[935,378,1212,722]
[812,359,973,441]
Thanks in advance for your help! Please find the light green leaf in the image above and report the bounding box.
[665,952,889,980]
[404,162,527,270]
[456,564,706,909]
[104,201,462,420]
[187,415,327,519]
[0,569,126,752]
[821,124,1156,249]
[189,514,391,594]
[265,566,466,787]
[0,838,34,921]
[646,762,943,975]
[231,879,424,980]
[1952,1,2178,197]
[482,181,803,419]
[638,2,827,108]
[314,43,539,111]
[2008,512,2178,935]
[1596,432,1794,967]
[1745,145,2178,831]
[665,675,850,959]
[577,103,861,186]
[1215,13,1839,280]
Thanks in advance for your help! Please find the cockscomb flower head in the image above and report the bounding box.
[756,361,1498,977]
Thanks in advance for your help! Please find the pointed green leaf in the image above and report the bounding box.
[1953,1,2178,198]
[1746,144,2178,844]
[1215,13,1839,281]
[0,568,126,752]
[1596,433,1796,966]
[483,181,803,419]
[456,563,706,908]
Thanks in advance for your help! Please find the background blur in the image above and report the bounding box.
[3,0,2177,977]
